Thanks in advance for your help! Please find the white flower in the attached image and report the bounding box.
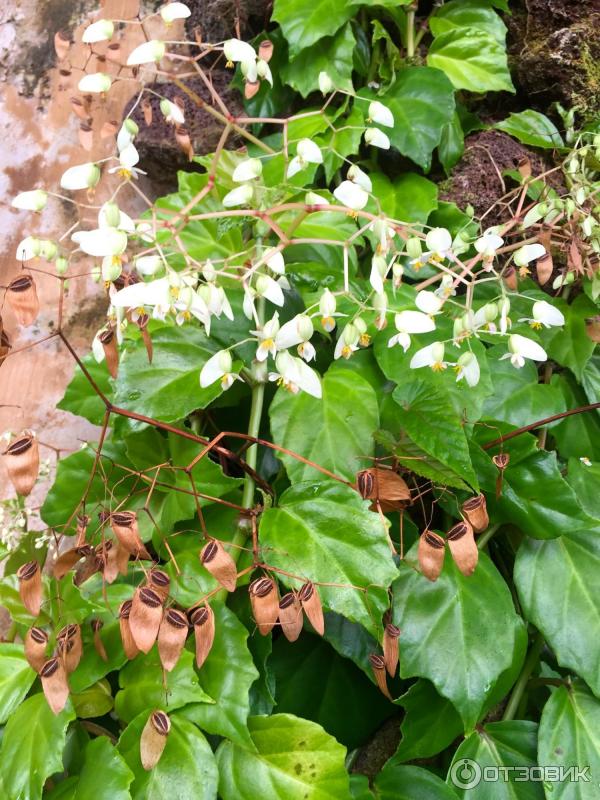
[333,180,368,210]
[160,98,185,125]
[200,350,237,390]
[241,59,258,83]
[475,230,504,258]
[373,290,388,330]
[72,227,127,257]
[111,277,171,310]
[12,190,48,212]
[387,310,435,351]
[364,127,390,149]
[305,191,330,206]
[580,457,592,467]
[82,19,114,43]
[256,274,284,306]
[78,72,112,93]
[60,162,100,191]
[117,119,138,152]
[113,144,139,171]
[233,158,262,182]
[455,352,480,387]
[318,71,333,94]
[276,314,315,361]
[198,283,233,322]
[368,101,394,128]
[92,330,106,363]
[425,227,452,260]
[127,40,166,66]
[224,38,256,64]
[416,290,443,315]
[435,274,456,299]
[347,164,372,192]
[269,351,322,398]
[98,202,135,232]
[501,333,547,368]
[16,237,41,260]
[334,323,360,360]
[410,342,447,372]
[519,300,565,330]
[514,243,546,267]
[256,59,273,85]
[264,248,285,275]
[253,313,280,361]
[287,139,323,178]
[499,297,511,334]
[160,2,191,23]
[319,289,341,332]
[223,184,254,207]
[135,255,164,276]
[369,254,388,295]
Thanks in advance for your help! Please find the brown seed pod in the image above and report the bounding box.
[119,600,139,659]
[585,316,600,343]
[92,620,108,662]
[54,30,71,61]
[244,79,260,100]
[40,657,69,714]
[493,453,510,499]
[56,624,82,673]
[383,623,400,677]
[369,654,392,700]
[417,531,445,582]
[75,514,90,547]
[137,314,153,363]
[298,582,324,636]
[503,266,518,291]
[447,521,478,577]
[140,710,171,770]
[7,275,39,326]
[53,545,93,580]
[100,119,119,139]
[25,626,49,672]
[99,328,119,379]
[74,547,99,586]
[105,42,122,63]
[70,96,90,121]
[79,122,93,151]
[175,126,193,160]
[157,608,188,672]
[278,593,303,642]
[17,560,42,616]
[142,97,153,126]
[0,325,11,369]
[4,431,40,497]
[200,539,237,592]
[249,578,278,636]
[130,587,163,654]
[461,494,489,534]
[356,467,411,511]
[148,569,170,601]
[258,40,274,63]
[536,253,553,286]
[95,540,120,584]
[190,605,215,668]
[110,511,150,560]
[516,155,531,179]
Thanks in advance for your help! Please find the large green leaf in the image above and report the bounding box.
[375,763,459,799]
[71,679,114,718]
[119,711,218,800]
[428,28,514,93]
[281,23,354,96]
[393,680,463,763]
[496,110,564,149]
[269,362,379,484]
[430,0,507,43]
[392,550,523,729]
[69,620,128,693]
[566,456,600,518]
[0,693,75,800]
[447,721,541,799]
[272,0,354,55]
[545,295,598,381]
[370,173,438,225]
[551,374,600,460]
[260,481,398,638]
[179,604,258,749]
[216,714,351,800]
[49,737,134,800]
[0,643,35,724]
[58,354,112,426]
[515,531,600,695]
[538,682,600,798]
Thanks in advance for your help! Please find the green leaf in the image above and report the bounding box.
[272,0,354,56]
[392,680,463,763]
[370,173,438,224]
[317,107,364,182]
[551,374,600,460]
[260,481,398,638]
[546,296,598,381]
[281,23,354,96]
[375,763,459,799]
[69,621,128,693]
[430,0,507,44]
[538,682,600,798]
[515,531,600,696]
[427,28,514,94]
[439,112,465,174]
[496,110,564,149]
[179,604,258,749]
[566,456,600,518]
[0,644,35,724]
[119,711,218,800]
[392,551,523,729]
[269,362,379,484]
[71,679,114,718]
[58,354,112,425]
[581,355,600,412]
[447,721,542,799]
[52,736,134,800]
[216,714,352,800]
[373,67,456,171]
[0,693,75,800]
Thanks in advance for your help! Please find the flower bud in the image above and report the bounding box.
[77,72,112,93]
[101,202,121,228]
[12,190,48,212]
[160,2,191,23]
[82,19,114,43]
[318,71,333,94]
[296,314,314,341]
[40,240,57,261]
[60,162,101,191]
[319,288,336,317]
[55,257,68,275]
[127,40,166,66]
[406,237,422,260]
[102,259,122,283]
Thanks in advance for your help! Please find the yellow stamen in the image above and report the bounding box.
[431,362,447,372]
[118,168,132,179]
[529,321,543,330]
[341,345,354,360]
[359,334,371,347]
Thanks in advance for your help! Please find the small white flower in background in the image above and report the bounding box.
[319,289,341,332]
[127,40,166,66]
[243,286,257,320]
[78,72,112,93]
[264,248,285,275]
[499,297,511,334]
[117,119,138,152]
[12,189,48,212]
[475,230,504,260]
[202,260,217,282]
[82,19,114,43]
[373,290,388,330]
[60,162,101,191]
[406,236,422,262]
[519,300,565,330]
[580,456,592,467]
[455,351,480,387]
[224,38,256,65]
[173,286,210,326]
[160,2,191,23]
[364,127,390,150]
[514,243,546,268]
[269,351,322,398]
[223,184,254,207]
[240,59,258,83]
[198,283,234,322]
[108,143,144,179]
[305,191,330,206]
[501,333,547,368]
[135,255,164,276]
[435,274,456,299]
[410,341,447,372]
[425,227,453,261]
[347,164,372,192]
[333,180,368,211]
[387,310,435,351]
[135,221,155,243]
[72,227,128,258]
[471,302,499,334]
[318,71,334,94]
[371,218,396,254]
[256,59,273,85]
[253,312,280,361]
[200,350,238,390]
[416,290,443,315]
[354,317,371,347]
[368,101,394,128]
[552,272,574,290]
[276,314,316,362]
[92,329,108,363]
[16,236,41,260]
[334,323,360,360]
[369,254,388,294]
[256,274,284,306]
[160,98,185,125]
[233,157,262,183]
[287,139,323,179]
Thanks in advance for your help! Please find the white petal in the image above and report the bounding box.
[73,227,127,257]
[347,164,372,192]
[160,2,191,23]
[333,180,368,210]
[395,310,436,335]
[60,163,100,191]
[82,19,114,43]
[295,359,322,398]
[514,243,546,267]
[410,344,436,369]
[92,333,106,363]
[224,38,256,63]
[200,352,226,387]
[533,300,564,327]
[364,128,390,149]
[511,334,547,362]
[297,138,323,164]
[425,227,452,254]
[415,291,443,315]
[256,275,284,306]
[256,59,272,85]
[368,101,394,128]
[16,237,40,260]
[369,257,385,295]
[135,255,163,276]
[111,277,170,308]
[222,184,254,207]
[12,189,48,212]
[127,40,165,66]
[275,318,303,350]
[264,248,285,275]
[318,71,333,93]
[475,232,503,255]
[286,156,303,179]
[77,72,112,93]
[232,158,262,182]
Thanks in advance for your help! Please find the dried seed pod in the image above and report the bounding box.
[137,313,153,363]
[74,547,99,586]
[75,514,90,547]
[7,275,39,326]
[175,126,193,160]
[383,623,400,677]
[56,624,82,673]
[5,432,40,497]
[158,608,188,672]
[585,316,600,343]
[447,521,478,576]
[53,544,93,580]
[54,30,71,61]
[96,540,119,584]
[298,582,324,636]
[0,326,11,368]
[130,587,163,654]
[99,328,119,378]
[119,599,139,659]
[493,453,510,499]
[356,467,411,511]
[79,122,93,151]
[142,97,153,126]
[461,494,489,534]
[40,657,69,714]
[278,592,303,642]
[92,619,108,662]
[70,96,89,120]
[517,155,531,179]
[190,605,215,668]
[536,253,553,285]
[503,266,518,291]
[249,578,278,636]
[258,40,274,63]
[148,569,170,601]
[17,560,42,616]
[100,119,119,138]
[140,710,171,770]
[417,531,445,582]
[25,626,48,672]
[110,511,150,560]
[200,539,237,592]
[244,79,260,100]
[369,654,392,700]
